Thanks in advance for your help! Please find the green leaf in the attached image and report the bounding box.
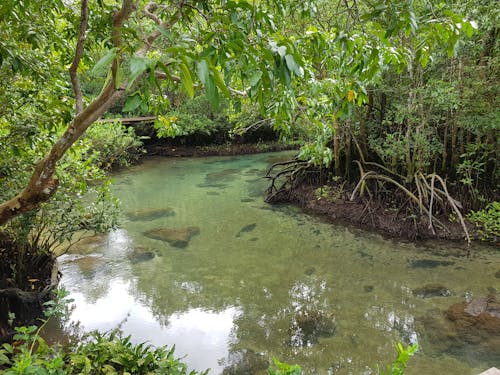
[206,74,219,109]
[0,352,10,365]
[249,70,262,87]
[179,63,194,97]
[92,48,116,74]
[277,45,287,57]
[196,59,210,85]
[284,54,303,77]
[127,56,150,89]
[123,94,142,112]
[211,66,230,97]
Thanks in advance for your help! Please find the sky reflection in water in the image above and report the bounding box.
[53,152,499,374]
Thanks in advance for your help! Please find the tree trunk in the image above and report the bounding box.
[0,0,138,226]
[333,119,341,176]
[442,118,449,173]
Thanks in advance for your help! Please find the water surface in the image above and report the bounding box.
[55,152,500,374]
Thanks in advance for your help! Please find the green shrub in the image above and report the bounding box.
[268,358,302,375]
[1,291,204,374]
[468,201,500,241]
[0,328,205,375]
[155,96,231,139]
[379,343,418,375]
[85,121,144,170]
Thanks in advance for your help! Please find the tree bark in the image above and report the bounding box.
[0,0,137,226]
[69,0,89,114]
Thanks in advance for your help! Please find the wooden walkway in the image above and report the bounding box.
[97,116,156,125]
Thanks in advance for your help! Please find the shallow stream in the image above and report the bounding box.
[53,152,499,374]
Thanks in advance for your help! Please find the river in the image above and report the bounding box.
[52,152,499,374]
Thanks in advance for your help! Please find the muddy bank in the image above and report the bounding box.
[146,142,297,157]
[284,183,483,243]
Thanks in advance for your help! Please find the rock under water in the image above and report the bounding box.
[126,208,175,221]
[289,309,336,347]
[419,295,500,364]
[128,247,156,263]
[221,349,269,375]
[408,259,455,269]
[236,223,257,237]
[412,284,453,298]
[143,227,200,248]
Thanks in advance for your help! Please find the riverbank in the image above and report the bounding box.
[140,145,495,246]
[287,183,476,243]
[145,141,298,157]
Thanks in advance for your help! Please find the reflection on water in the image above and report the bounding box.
[50,152,500,374]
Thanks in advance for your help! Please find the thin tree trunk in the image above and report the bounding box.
[442,117,448,173]
[360,90,372,158]
[333,119,341,176]
[0,0,138,226]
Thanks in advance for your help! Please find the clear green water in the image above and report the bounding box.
[54,152,499,374]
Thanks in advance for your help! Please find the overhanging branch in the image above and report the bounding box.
[69,0,89,114]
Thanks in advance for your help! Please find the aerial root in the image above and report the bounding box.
[351,163,470,247]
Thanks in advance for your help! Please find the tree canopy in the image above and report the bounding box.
[0,0,497,232]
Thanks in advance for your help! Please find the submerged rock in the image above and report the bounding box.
[457,296,500,319]
[495,270,500,279]
[143,227,200,248]
[289,309,336,347]
[196,182,228,189]
[236,223,257,237]
[408,259,455,269]
[128,247,155,263]
[304,266,316,276]
[205,168,239,183]
[221,349,269,375]
[66,233,107,254]
[64,255,104,275]
[357,250,374,265]
[126,208,175,221]
[419,295,500,363]
[412,284,453,298]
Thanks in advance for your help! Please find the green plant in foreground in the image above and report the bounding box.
[268,357,302,375]
[379,343,418,375]
[0,289,204,375]
[0,329,205,375]
[468,201,500,241]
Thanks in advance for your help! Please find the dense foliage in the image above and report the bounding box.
[0,327,205,375]
[0,0,497,233]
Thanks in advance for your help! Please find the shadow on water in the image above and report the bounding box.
[48,151,500,374]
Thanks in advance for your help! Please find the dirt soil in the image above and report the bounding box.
[146,142,297,157]
[286,183,481,243]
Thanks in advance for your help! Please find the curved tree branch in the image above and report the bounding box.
[0,0,136,226]
[0,0,192,226]
[69,0,89,114]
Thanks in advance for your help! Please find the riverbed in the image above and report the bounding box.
[53,152,499,374]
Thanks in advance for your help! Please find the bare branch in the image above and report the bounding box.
[69,0,89,114]
[144,2,162,25]
[140,3,182,52]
